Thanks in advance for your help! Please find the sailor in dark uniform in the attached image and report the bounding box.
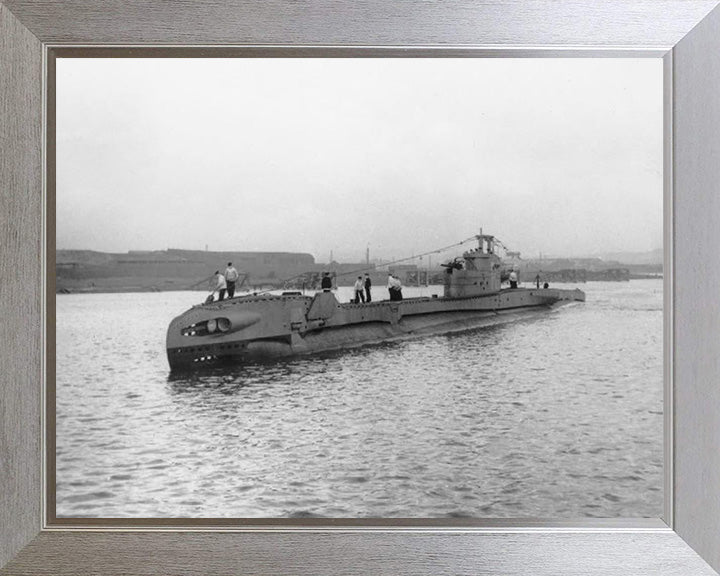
[364,273,372,303]
[321,272,332,292]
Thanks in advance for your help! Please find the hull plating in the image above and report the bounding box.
[166,288,584,371]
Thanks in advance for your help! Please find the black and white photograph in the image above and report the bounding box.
[55,57,663,519]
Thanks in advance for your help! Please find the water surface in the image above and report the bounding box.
[56,280,663,518]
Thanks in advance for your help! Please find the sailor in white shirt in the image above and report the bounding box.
[224,262,239,298]
[353,276,365,303]
[211,270,227,301]
[387,273,403,301]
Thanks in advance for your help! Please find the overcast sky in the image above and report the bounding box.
[56,58,662,263]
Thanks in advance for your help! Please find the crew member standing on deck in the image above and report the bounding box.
[321,272,332,292]
[224,262,239,298]
[509,270,518,289]
[394,274,403,300]
[354,276,365,303]
[211,270,227,301]
[364,273,372,303]
[388,273,403,301]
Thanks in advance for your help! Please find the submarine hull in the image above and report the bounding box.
[166,287,584,371]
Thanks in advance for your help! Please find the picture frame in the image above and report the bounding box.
[2,1,719,574]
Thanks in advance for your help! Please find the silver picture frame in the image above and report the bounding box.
[2,1,720,574]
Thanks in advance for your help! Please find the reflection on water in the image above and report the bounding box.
[56,281,663,518]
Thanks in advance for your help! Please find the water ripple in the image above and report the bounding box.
[56,281,663,518]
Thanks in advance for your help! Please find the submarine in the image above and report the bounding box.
[166,233,585,371]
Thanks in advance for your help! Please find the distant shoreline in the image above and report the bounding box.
[56,276,663,295]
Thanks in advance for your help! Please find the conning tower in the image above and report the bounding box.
[443,234,502,298]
